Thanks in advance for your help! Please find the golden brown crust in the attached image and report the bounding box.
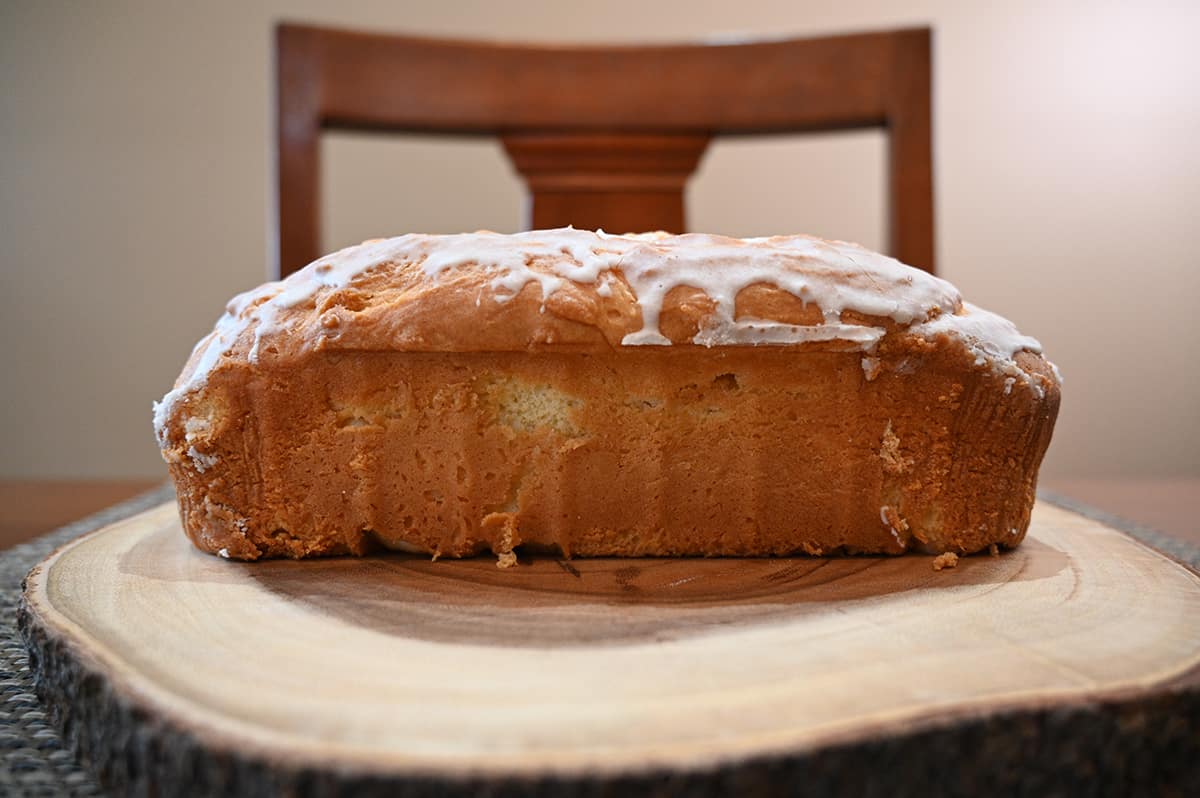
[159,339,1059,562]
[155,230,1060,562]
[163,230,967,394]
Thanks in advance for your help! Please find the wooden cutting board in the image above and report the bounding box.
[19,500,1200,796]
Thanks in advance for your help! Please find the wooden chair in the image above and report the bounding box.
[275,24,933,276]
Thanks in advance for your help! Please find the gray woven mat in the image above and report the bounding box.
[1,484,174,797]
[0,485,1195,796]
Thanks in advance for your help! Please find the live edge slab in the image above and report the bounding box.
[17,500,1200,797]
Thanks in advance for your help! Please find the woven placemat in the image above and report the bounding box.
[1,484,175,797]
[1,486,1195,796]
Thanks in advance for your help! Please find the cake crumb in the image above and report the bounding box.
[880,505,910,534]
[989,543,1000,557]
[493,515,520,569]
[187,446,219,473]
[879,421,913,474]
[932,552,959,571]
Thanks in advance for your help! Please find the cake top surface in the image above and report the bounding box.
[287,228,961,345]
[153,228,1052,437]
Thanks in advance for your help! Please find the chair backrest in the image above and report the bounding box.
[275,24,933,276]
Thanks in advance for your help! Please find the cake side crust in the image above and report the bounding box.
[159,334,1059,562]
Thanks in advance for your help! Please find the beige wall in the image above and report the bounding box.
[2,0,1197,479]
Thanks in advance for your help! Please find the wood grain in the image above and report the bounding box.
[275,24,936,276]
[502,134,710,234]
[18,500,1200,795]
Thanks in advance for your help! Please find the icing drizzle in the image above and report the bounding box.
[153,228,1056,439]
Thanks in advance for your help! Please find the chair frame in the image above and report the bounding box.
[275,23,933,276]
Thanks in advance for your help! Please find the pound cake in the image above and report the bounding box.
[153,228,1060,564]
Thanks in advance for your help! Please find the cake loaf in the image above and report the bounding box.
[154,229,1060,564]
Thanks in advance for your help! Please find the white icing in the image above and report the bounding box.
[861,356,881,381]
[217,547,230,559]
[910,302,1057,386]
[880,506,906,548]
[693,318,885,348]
[187,446,219,473]
[615,233,956,346]
[154,229,1052,439]
[911,302,1040,362]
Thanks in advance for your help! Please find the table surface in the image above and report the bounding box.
[0,476,1195,552]
[0,479,162,550]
